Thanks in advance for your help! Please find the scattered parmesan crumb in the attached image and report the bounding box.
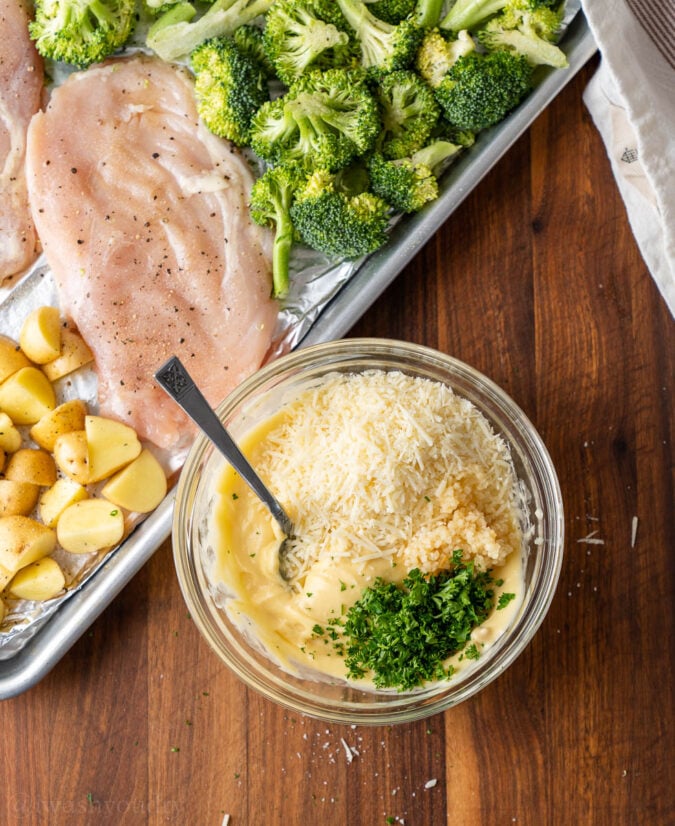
[221,815,230,826]
[576,530,605,545]
[340,738,356,764]
[631,516,638,548]
[424,779,438,789]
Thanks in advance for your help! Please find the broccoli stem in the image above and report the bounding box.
[440,0,507,32]
[411,139,461,172]
[148,0,274,62]
[414,0,446,28]
[272,214,294,298]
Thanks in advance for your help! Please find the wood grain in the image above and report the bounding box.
[2,58,673,826]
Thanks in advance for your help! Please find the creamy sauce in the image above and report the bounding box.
[210,371,526,688]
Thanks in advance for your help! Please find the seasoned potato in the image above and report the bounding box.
[0,563,12,592]
[41,327,93,381]
[0,334,31,383]
[53,430,89,485]
[4,448,57,487]
[0,597,5,624]
[30,399,87,452]
[0,515,56,573]
[0,366,56,424]
[38,478,88,529]
[101,449,168,513]
[0,480,40,517]
[85,415,141,483]
[0,412,22,453]
[19,306,62,364]
[57,499,125,554]
[8,557,65,601]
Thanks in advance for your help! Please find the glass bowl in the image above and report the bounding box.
[172,339,564,725]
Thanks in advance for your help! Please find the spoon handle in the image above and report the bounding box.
[154,356,293,537]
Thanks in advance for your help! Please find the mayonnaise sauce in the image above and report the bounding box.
[209,372,525,688]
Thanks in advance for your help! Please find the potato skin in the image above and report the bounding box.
[0,480,40,517]
[53,430,90,485]
[30,399,87,452]
[0,516,57,573]
[0,412,22,454]
[19,306,62,364]
[4,448,57,487]
[0,334,31,383]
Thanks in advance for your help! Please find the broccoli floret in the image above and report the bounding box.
[263,0,354,86]
[233,24,276,77]
[249,68,381,171]
[433,49,532,131]
[191,36,269,145]
[335,0,423,75]
[367,0,416,25]
[434,121,476,147]
[29,0,135,67]
[146,0,274,63]
[290,169,390,258]
[416,27,475,87]
[440,0,560,32]
[373,70,440,160]
[476,5,567,68]
[368,138,462,212]
[249,162,306,297]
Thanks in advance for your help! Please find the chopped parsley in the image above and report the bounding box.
[316,555,497,691]
[497,592,516,610]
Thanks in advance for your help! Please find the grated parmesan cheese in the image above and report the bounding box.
[252,371,522,584]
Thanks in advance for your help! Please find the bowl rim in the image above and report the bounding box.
[172,338,564,724]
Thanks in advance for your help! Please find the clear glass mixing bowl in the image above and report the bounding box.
[172,339,564,724]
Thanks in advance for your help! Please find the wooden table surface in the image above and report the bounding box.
[2,56,673,826]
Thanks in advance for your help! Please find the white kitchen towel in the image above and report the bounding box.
[581,0,675,316]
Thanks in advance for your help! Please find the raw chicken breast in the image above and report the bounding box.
[0,0,43,283]
[26,55,276,451]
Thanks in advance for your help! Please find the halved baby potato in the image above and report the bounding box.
[0,366,56,424]
[8,557,65,601]
[39,478,88,529]
[41,327,93,382]
[53,430,89,485]
[0,479,40,518]
[4,448,57,487]
[57,499,125,554]
[0,412,22,454]
[0,334,31,383]
[101,449,167,513]
[19,306,62,364]
[0,516,56,573]
[85,415,141,483]
[30,399,87,452]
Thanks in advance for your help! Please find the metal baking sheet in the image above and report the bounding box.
[0,11,596,699]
